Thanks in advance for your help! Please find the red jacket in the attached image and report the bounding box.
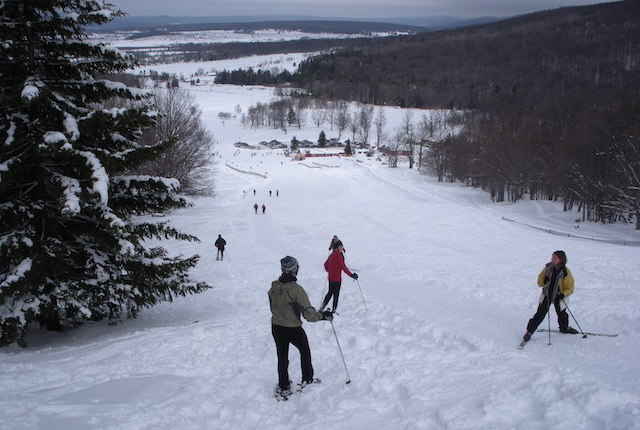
[324,250,353,282]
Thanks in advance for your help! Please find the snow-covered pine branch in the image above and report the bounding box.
[0,0,210,346]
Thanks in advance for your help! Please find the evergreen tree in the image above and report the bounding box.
[318,130,327,148]
[344,140,353,156]
[287,107,297,125]
[0,0,210,346]
[291,136,300,151]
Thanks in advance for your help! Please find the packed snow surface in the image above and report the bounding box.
[1,61,640,430]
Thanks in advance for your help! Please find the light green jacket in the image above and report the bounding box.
[268,279,324,327]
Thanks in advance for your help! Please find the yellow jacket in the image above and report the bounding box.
[537,264,574,297]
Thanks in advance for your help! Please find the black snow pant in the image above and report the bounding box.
[321,280,342,311]
[216,248,224,259]
[272,324,314,390]
[526,295,569,334]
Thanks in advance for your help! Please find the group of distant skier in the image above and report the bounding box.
[251,189,279,214]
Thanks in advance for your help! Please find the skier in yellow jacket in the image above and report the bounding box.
[523,250,578,342]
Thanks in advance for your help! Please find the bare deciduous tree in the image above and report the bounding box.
[137,88,216,194]
[349,111,360,144]
[293,98,309,129]
[311,108,326,127]
[325,100,337,131]
[374,107,387,146]
[335,101,350,140]
[398,111,416,168]
[357,105,375,145]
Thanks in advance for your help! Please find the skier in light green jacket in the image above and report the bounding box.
[268,256,333,393]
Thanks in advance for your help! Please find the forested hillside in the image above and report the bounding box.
[293,1,638,109]
[292,0,640,228]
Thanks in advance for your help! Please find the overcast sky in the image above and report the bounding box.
[112,0,617,19]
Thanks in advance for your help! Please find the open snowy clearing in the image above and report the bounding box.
[131,53,312,82]
[1,61,640,429]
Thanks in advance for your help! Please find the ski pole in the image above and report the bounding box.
[329,320,351,384]
[546,292,552,346]
[561,298,588,338]
[355,279,368,311]
[319,278,328,307]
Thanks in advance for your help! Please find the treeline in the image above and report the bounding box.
[215,68,293,85]
[125,20,425,39]
[131,38,366,64]
[412,100,640,227]
[287,0,640,228]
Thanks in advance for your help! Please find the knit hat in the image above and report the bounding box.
[280,256,299,274]
[332,240,343,250]
[553,250,567,265]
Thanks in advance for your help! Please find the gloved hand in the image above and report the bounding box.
[322,310,333,321]
[351,273,358,280]
[557,293,564,300]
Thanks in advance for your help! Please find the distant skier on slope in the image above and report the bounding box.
[321,240,357,313]
[214,234,226,261]
[268,256,333,396]
[522,250,578,343]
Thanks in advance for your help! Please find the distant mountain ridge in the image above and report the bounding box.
[119,20,427,39]
[90,14,503,33]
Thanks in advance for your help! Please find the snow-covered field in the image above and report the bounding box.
[92,28,400,50]
[90,27,408,64]
[2,55,640,430]
[132,52,311,81]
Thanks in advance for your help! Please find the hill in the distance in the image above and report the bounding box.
[90,14,503,33]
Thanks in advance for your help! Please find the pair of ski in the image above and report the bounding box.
[518,329,618,350]
[274,378,321,401]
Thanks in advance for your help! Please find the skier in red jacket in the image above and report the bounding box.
[320,240,357,313]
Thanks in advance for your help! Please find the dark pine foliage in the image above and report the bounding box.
[0,0,210,346]
[215,68,293,85]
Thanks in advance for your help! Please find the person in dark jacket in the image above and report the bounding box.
[268,256,333,394]
[523,250,578,342]
[214,234,226,260]
[321,241,357,312]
